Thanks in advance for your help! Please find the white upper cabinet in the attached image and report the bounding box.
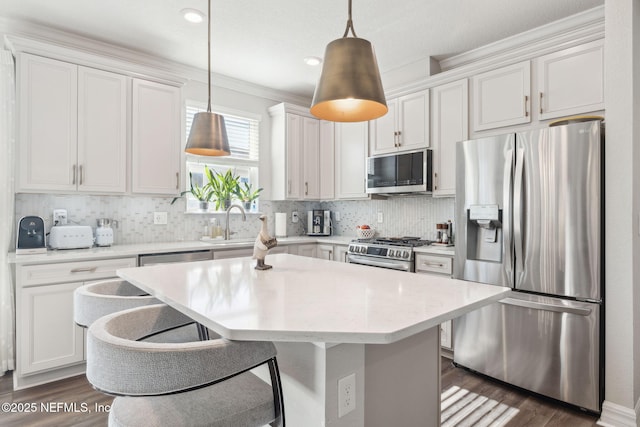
[319,120,335,200]
[472,61,531,132]
[269,103,333,201]
[77,67,127,193]
[370,89,430,155]
[17,53,127,193]
[302,117,320,199]
[18,53,78,192]
[431,79,468,197]
[335,121,369,200]
[131,79,181,195]
[536,39,604,120]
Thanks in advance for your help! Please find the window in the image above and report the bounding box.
[184,102,261,212]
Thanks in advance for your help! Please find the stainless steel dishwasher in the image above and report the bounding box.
[138,250,213,266]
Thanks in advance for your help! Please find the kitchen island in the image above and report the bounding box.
[117,253,509,427]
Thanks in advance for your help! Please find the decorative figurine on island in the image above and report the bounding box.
[254,214,278,270]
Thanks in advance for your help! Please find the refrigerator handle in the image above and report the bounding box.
[503,145,514,285]
[513,144,525,285]
[499,297,592,316]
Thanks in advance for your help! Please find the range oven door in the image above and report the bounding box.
[346,254,413,272]
[453,292,601,412]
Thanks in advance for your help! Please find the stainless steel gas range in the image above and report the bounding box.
[346,237,433,272]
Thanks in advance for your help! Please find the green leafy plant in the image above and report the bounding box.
[206,168,240,210]
[171,170,213,205]
[235,182,263,203]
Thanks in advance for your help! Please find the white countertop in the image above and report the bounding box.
[118,254,508,344]
[7,236,353,265]
[7,235,453,264]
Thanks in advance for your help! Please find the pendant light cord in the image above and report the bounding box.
[207,0,212,113]
[342,0,358,38]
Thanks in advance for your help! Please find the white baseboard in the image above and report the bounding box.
[598,400,639,427]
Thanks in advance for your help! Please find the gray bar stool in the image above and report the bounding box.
[73,279,207,342]
[86,304,285,427]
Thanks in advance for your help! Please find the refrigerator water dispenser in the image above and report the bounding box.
[466,204,502,262]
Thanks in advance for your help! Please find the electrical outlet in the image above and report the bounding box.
[292,211,299,223]
[153,212,168,225]
[53,209,67,225]
[338,373,356,418]
[377,212,384,223]
[335,211,341,222]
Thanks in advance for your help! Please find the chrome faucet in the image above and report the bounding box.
[224,204,247,240]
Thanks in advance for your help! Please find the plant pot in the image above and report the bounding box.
[243,201,252,210]
[223,199,232,210]
[199,201,210,211]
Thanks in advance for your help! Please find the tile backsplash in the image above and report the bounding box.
[14,194,455,246]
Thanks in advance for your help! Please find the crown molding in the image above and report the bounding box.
[0,16,309,104]
[385,5,604,98]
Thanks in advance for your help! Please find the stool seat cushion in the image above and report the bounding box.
[108,371,274,427]
[87,304,277,396]
[74,279,159,328]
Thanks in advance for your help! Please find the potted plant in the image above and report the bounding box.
[235,182,263,210]
[206,168,240,211]
[171,170,213,210]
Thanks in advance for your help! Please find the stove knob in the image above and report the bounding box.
[388,249,394,257]
[359,246,366,254]
[403,251,410,259]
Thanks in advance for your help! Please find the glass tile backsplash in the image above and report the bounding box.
[15,194,454,245]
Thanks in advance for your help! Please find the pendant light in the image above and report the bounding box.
[185,0,230,156]
[310,0,387,122]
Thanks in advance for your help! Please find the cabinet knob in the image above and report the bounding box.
[72,165,77,185]
[79,165,84,186]
[524,95,529,117]
[176,172,179,190]
[539,92,544,114]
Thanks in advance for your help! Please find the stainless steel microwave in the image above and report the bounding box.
[366,149,433,195]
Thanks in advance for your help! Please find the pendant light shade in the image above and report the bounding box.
[310,0,387,122]
[184,0,230,156]
[185,112,229,156]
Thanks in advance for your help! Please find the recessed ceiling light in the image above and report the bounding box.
[304,56,323,66]
[181,8,205,24]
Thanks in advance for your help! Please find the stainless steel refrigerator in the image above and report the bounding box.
[453,120,603,413]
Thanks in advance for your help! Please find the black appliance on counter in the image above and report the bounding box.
[16,216,47,255]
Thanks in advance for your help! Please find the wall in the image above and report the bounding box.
[14,193,454,245]
[600,1,640,425]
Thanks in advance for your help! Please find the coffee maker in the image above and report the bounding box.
[16,216,47,254]
[307,210,331,236]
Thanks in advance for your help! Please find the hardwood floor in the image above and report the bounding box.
[441,358,600,426]
[0,373,112,427]
[0,359,600,426]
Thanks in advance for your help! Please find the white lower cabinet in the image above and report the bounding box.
[414,252,454,351]
[213,246,288,260]
[213,248,254,259]
[309,243,349,262]
[296,244,318,258]
[18,282,85,375]
[14,257,136,389]
[316,244,334,260]
[334,245,348,263]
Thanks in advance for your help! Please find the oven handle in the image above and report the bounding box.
[347,254,412,272]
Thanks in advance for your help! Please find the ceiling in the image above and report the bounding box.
[1,0,604,99]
